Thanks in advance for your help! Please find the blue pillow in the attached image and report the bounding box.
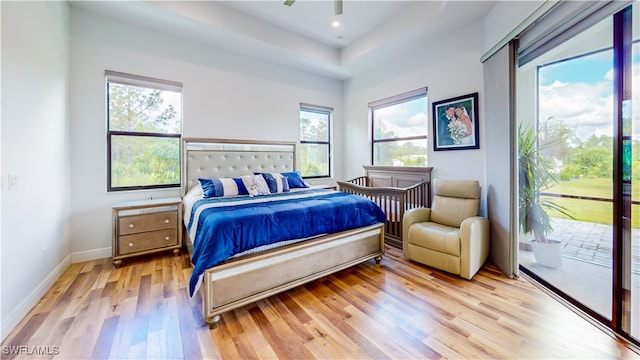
[281,171,309,188]
[255,172,290,193]
[198,177,248,198]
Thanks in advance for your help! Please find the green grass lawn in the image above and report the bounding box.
[543,177,640,228]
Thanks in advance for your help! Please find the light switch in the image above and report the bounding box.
[8,173,17,190]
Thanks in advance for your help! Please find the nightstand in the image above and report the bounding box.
[112,197,183,268]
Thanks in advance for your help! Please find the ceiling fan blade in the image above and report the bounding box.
[284,0,295,7]
[334,0,343,15]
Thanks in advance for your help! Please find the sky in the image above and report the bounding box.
[373,97,427,139]
[538,44,640,142]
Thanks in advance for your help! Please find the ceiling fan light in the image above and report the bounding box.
[331,20,341,28]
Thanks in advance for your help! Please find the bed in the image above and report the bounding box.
[336,165,432,249]
[181,138,386,328]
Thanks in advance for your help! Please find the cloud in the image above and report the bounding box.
[539,61,640,141]
[407,112,428,126]
[539,79,613,140]
[375,102,427,138]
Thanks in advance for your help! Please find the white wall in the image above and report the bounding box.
[68,7,342,257]
[342,21,487,211]
[1,1,70,340]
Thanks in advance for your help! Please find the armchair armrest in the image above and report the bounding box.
[459,216,490,280]
[403,207,431,227]
[402,207,431,257]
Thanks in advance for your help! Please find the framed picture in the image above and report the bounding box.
[432,92,479,151]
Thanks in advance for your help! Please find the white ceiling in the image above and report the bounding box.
[70,0,497,80]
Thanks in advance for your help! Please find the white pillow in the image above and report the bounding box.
[255,172,291,193]
[241,175,271,196]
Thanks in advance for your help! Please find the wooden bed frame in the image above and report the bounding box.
[336,166,432,249]
[181,138,385,328]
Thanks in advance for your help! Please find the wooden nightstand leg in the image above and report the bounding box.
[172,248,181,256]
[113,259,123,268]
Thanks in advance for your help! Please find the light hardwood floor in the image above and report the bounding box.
[2,245,639,359]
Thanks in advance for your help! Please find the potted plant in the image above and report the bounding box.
[518,123,571,267]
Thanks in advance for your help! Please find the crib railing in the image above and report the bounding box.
[336,178,430,249]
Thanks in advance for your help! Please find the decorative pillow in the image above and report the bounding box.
[255,172,290,193]
[198,177,248,198]
[281,171,309,188]
[241,175,271,197]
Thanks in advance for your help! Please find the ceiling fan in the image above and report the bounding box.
[284,0,343,16]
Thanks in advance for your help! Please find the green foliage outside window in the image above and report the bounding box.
[535,116,640,227]
[539,117,640,182]
[300,110,330,177]
[108,81,181,190]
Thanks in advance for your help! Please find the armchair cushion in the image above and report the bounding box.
[430,179,480,227]
[408,222,460,256]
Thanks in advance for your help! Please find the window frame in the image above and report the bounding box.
[106,70,183,192]
[369,87,428,166]
[299,103,332,179]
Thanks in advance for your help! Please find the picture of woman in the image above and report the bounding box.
[454,104,474,144]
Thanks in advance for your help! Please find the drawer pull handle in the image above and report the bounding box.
[164,219,170,224]
[165,236,170,241]
[129,224,135,228]
[128,242,134,247]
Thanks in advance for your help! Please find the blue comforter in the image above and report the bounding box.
[186,189,386,295]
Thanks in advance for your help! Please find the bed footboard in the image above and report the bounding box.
[337,179,429,249]
[198,223,384,328]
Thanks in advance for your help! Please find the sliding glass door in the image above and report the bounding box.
[629,2,639,340]
[518,12,614,320]
[517,2,639,345]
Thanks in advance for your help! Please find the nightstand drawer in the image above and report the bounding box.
[118,228,178,255]
[119,211,177,235]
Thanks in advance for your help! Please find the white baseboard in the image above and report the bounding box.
[1,247,111,342]
[1,254,71,342]
[70,246,111,263]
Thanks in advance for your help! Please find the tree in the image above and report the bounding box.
[109,84,176,133]
[571,135,613,178]
[300,116,329,177]
[300,116,328,142]
[539,116,580,165]
[372,124,427,166]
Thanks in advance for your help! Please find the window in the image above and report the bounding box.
[299,104,332,178]
[106,71,182,191]
[370,88,428,166]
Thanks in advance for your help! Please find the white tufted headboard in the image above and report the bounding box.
[182,138,297,195]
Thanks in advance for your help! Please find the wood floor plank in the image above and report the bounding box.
[248,305,316,359]
[90,315,119,359]
[290,286,371,359]
[58,295,110,359]
[225,307,274,357]
[276,291,312,324]
[343,303,416,359]
[106,296,138,359]
[2,246,639,359]
[209,316,242,359]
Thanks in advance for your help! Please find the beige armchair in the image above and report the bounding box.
[402,179,489,279]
